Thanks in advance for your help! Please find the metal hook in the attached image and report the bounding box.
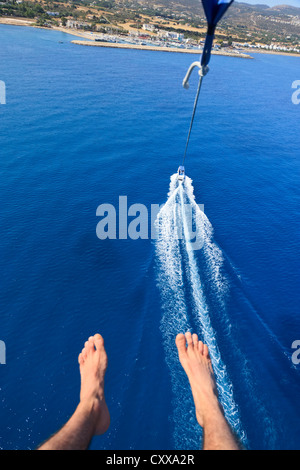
[182,63,209,90]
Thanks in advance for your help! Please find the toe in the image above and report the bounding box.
[88,336,96,351]
[192,333,198,347]
[94,334,105,351]
[85,340,94,354]
[203,344,210,358]
[198,341,204,355]
[81,347,87,360]
[175,334,187,355]
[78,353,84,365]
[185,332,193,349]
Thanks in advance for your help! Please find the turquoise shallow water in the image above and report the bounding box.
[0,24,299,450]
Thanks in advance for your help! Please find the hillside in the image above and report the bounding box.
[122,0,300,44]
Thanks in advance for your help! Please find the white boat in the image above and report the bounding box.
[177,166,185,181]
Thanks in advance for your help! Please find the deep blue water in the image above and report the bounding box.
[0,24,299,450]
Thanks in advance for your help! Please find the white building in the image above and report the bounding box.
[66,20,91,30]
[157,30,184,40]
[142,24,156,33]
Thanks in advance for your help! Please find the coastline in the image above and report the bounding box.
[1,17,300,59]
[240,48,300,58]
[71,39,253,59]
[0,17,91,38]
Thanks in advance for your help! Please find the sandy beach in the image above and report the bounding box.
[0,17,91,38]
[0,17,36,26]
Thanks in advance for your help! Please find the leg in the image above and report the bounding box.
[175,332,240,450]
[37,334,110,450]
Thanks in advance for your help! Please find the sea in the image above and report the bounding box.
[0,24,299,450]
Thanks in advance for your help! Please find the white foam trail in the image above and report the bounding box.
[184,174,229,302]
[155,174,246,448]
[155,174,201,449]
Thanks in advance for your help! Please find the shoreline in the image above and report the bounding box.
[1,17,300,59]
[71,39,253,59]
[240,48,300,58]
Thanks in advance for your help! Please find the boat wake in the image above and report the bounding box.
[155,173,247,449]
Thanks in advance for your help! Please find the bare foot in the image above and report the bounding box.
[78,334,110,435]
[176,332,241,450]
[175,332,221,427]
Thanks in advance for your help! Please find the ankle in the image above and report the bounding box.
[78,397,101,417]
[196,395,224,428]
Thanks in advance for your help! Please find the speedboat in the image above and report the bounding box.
[177,166,185,181]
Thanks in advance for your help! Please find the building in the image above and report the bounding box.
[142,24,156,33]
[157,30,184,40]
[66,19,91,30]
